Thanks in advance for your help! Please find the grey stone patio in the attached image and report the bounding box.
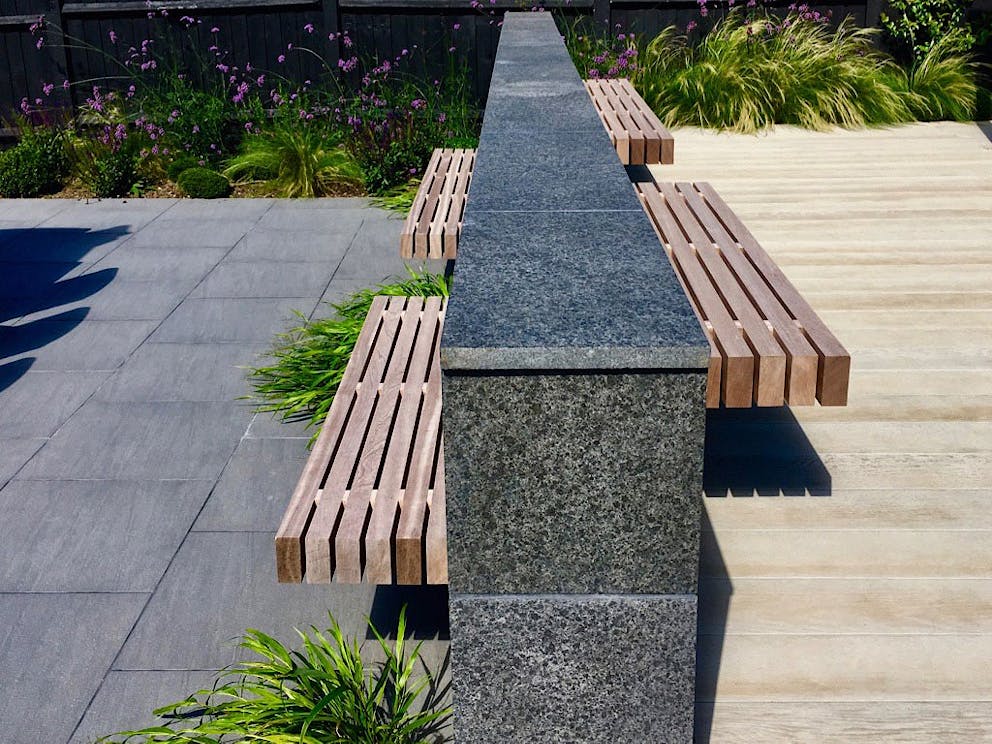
[0,197,449,744]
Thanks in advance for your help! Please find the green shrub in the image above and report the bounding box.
[249,269,450,441]
[637,12,914,133]
[894,33,978,119]
[359,132,439,196]
[92,148,141,198]
[100,608,449,743]
[881,0,975,63]
[0,127,69,197]
[224,124,363,198]
[370,179,422,215]
[177,167,232,198]
[166,154,201,182]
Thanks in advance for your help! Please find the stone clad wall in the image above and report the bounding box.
[440,12,709,743]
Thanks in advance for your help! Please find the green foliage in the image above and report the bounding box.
[559,15,640,79]
[101,608,450,744]
[369,179,422,214]
[165,154,201,182]
[637,12,916,133]
[360,132,439,196]
[224,124,363,198]
[91,147,141,198]
[177,167,232,198]
[0,126,69,197]
[248,269,450,441]
[881,0,975,63]
[887,34,978,120]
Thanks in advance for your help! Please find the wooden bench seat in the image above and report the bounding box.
[585,78,674,165]
[636,180,850,408]
[275,295,447,585]
[399,148,474,260]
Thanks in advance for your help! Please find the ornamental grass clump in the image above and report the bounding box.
[637,10,916,132]
[249,269,450,441]
[888,33,979,120]
[101,608,450,744]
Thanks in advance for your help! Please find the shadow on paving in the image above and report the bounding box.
[695,509,731,744]
[0,227,125,391]
[703,406,832,497]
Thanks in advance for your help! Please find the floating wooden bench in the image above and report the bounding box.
[399,148,474,261]
[585,78,674,165]
[636,180,850,408]
[275,295,447,585]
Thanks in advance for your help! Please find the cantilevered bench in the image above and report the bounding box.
[636,180,850,408]
[585,78,674,165]
[399,148,474,260]
[275,295,447,585]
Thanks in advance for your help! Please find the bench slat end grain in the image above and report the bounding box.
[636,180,850,408]
[275,296,448,585]
[585,78,674,165]
[400,148,475,260]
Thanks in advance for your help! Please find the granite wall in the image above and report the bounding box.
[440,12,709,742]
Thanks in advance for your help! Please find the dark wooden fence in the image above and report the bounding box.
[1,0,877,125]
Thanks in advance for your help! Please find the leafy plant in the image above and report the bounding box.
[91,147,141,198]
[0,125,69,197]
[894,33,978,120]
[881,0,975,63]
[637,11,915,132]
[166,154,201,181]
[101,608,450,743]
[224,124,363,198]
[248,269,450,441]
[370,179,422,214]
[560,15,640,79]
[177,166,231,198]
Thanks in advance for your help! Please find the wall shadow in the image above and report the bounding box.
[977,121,992,144]
[695,508,731,744]
[0,357,35,395]
[703,406,832,497]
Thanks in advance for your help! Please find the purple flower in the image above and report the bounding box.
[256,74,265,86]
[453,22,461,30]
[401,48,408,56]
[108,30,118,43]
[687,20,697,32]
[277,54,286,63]
[245,121,254,131]
[210,26,220,33]
[304,23,314,33]
[36,38,44,50]
[411,98,426,109]
[42,82,55,96]
[63,79,70,90]
[192,124,201,134]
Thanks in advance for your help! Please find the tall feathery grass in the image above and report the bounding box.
[101,608,450,743]
[635,10,978,132]
[248,269,450,443]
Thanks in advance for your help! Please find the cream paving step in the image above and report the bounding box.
[781,265,992,292]
[846,347,992,370]
[761,395,992,422]
[697,634,992,701]
[816,309,992,328]
[695,702,992,743]
[773,249,992,266]
[700,529,992,579]
[698,578,992,635]
[703,490,992,530]
[799,290,992,311]
[850,370,992,396]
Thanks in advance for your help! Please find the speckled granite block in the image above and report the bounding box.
[449,593,697,743]
[443,370,706,595]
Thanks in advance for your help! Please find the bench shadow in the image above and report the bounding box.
[368,584,450,641]
[703,406,832,497]
[0,357,35,394]
[977,121,992,145]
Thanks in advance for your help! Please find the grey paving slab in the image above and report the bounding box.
[0,198,74,224]
[194,436,310,532]
[125,218,255,249]
[16,400,251,480]
[95,342,263,402]
[86,246,227,283]
[0,316,158,370]
[267,197,373,210]
[115,531,383,669]
[225,225,356,263]
[13,278,192,322]
[0,479,211,591]
[69,671,217,744]
[254,205,368,232]
[192,260,337,299]
[150,297,319,344]
[311,278,379,319]
[154,198,274,220]
[0,437,45,487]
[333,215,443,280]
[0,369,109,437]
[0,260,90,297]
[0,265,118,323]
[0,593,146,744]
[36,200,176,231]
[244,410,315,439]
[0,226,131,263]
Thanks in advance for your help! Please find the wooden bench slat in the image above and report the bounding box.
[275,295,392,584]
[363,297,444,583]
[696,182,851,405]
[656,182,788,406]
[425,452,448,585]
[415,151,452,258]
[400,149,442,259]
[615,78,675,164]
[675,182,820,406]
[637,183,755,407]
[332,296,426,583]
[399,148,473,261]
[444,149,474,257]
[303,298,407,584]
[585,78,674,165]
